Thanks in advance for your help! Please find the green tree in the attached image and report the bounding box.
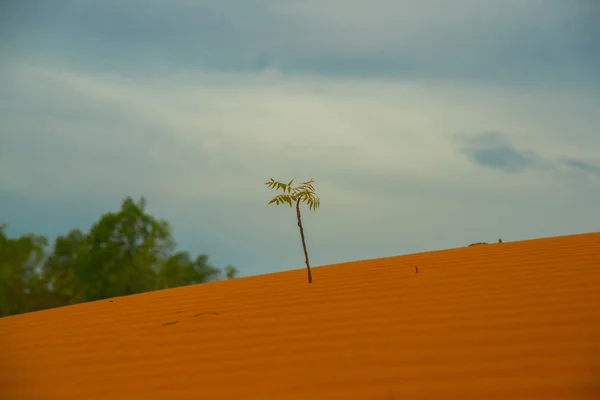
[43,229,90,305]
[265,178,320,284]
[72,197,174,301]
[223,265,238,280]
[0,225,49,317]
[2,196,240,317]
[43,196,238,303]
[157,252,223,289]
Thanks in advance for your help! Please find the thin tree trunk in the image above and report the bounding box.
[296,198,312,283]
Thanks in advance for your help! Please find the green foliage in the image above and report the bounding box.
[265,178,320,211]
[223,265,238,280]
[0,227,50,316]
[0,196,239,318]
[265,177,320,283]
[157,253,222,289]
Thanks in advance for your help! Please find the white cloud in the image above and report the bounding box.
[1,60,599,276]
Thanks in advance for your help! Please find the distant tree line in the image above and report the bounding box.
[0,197,238,318]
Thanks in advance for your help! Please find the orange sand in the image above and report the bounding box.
[1,232,599,399]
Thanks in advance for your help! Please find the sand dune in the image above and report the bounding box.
[1,232,599,399]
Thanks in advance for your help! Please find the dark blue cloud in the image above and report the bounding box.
[463,147,536,173]
[456,131,600,176]
[561,159,600,175]
[1,0,598,84]
[456,132,538,173]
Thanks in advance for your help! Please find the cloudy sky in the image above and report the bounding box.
[1,0,599,278]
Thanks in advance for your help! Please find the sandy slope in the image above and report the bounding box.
[1,232,599,399]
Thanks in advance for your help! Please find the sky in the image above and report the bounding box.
[1,0,599,278]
